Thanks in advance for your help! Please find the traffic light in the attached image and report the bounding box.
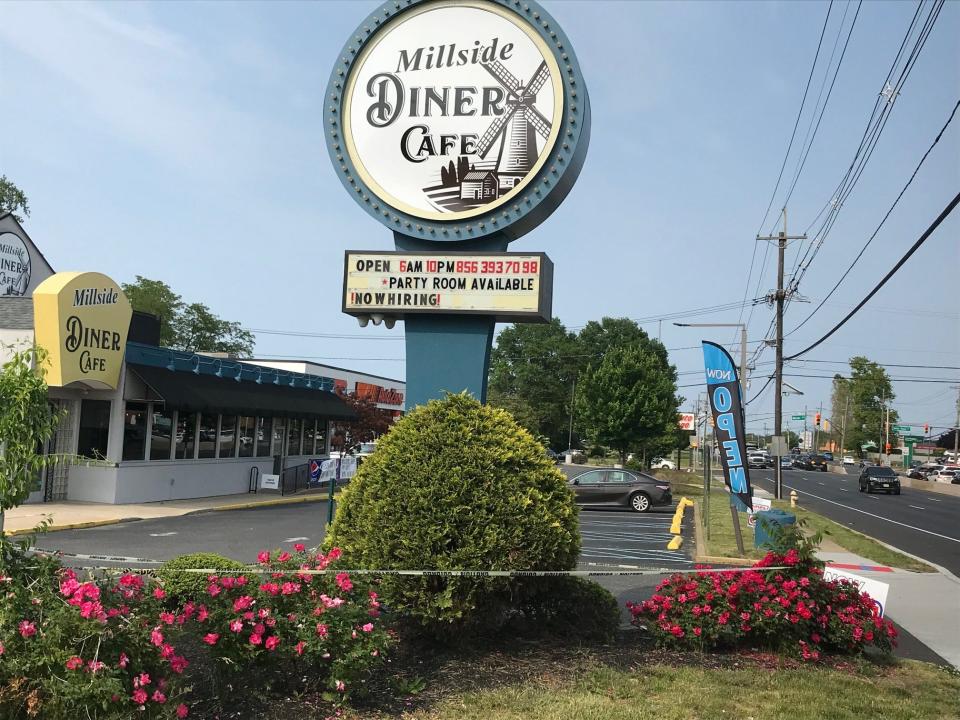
[815,412,821,427]
[924,423,929,434]
[885,442,892,453]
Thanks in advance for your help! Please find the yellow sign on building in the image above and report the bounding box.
[33,272,132,389]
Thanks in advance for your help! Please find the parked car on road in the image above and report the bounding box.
[821,452,834,462]
[906,467,928,480]
[842,456,855,465]
[859,466,901,495]
[929,469,960,483]
[568,468,672,513]
[650,457,676,470]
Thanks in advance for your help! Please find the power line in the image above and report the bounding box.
[785,190,960,360]
[786,96,960,337]
[778,0,862,216]
[789,0,944,286]
[736,1,835,339]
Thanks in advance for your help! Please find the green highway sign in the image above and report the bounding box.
[893,424,923,436]
[791,414,806,421]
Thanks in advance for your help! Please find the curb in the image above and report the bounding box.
[3,493,340,537]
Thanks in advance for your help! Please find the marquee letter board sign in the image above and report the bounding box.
[325,0,589,405]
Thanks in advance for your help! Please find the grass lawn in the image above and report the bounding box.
[389,659,960,720]
[653,471,934,572]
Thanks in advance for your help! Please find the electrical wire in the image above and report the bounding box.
[735,1,835,339]
[785,190,960,360]
[786,96,960,337]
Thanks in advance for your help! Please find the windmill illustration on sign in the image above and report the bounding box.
[423,60,552,212]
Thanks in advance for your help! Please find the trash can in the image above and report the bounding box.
[753,509,797,549]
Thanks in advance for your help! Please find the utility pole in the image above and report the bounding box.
[758,208,806,499]
[567,376,577,452]
[954,386,960,459]
[839,394,850,459]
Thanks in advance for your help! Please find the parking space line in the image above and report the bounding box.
[909,505,926,510]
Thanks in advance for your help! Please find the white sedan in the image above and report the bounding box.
[842,456,855,465]
[650,457,676,470]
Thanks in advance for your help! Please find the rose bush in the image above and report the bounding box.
[1,537,390,718]
[627,547,898,660]
[187,544,390,701]
[0,538,189,719]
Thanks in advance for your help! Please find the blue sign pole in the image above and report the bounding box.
[393,232,509,406]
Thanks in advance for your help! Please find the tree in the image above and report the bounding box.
[576,341,680,465]
[830,374,854,453]
[0,175,30,223]
[121,277,255,356]
[488,319,580,449]
[175,303,255,356]
[122,276,183,346]
[331,392,395,452]
[577,317,651,362]
[0,347,63,532]
[843,356,899,457]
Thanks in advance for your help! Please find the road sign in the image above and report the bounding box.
[769,436,789,457]
[746,496,772,529]
[892,424,923,435]
[791,414,805,421]
[678,413,696,431]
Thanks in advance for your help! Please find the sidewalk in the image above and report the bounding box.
[2,490,335,537]
[817,536,960,669]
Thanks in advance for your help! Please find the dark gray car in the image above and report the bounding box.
[568,468,672,513]
[859,466,901,495]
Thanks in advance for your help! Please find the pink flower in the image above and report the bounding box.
[170,655,189,673]
[161,643,176,659]
[277,551,292,563]
[257,551,271,564]
[693,627,702,637]
[153,587,166,600]
[176,703,189,718]
[249,633,263,646]
[203,633,220,645]
[151,628,164,647]
[361,623,374,633]
[230,619,243,633]
[233,595,254,612]
[135,673,151,688]
[335,572,353,592]
[294,543,306,553]
[197,605,209,622]
[316,623,329,637]
[265,635,280,651]
[18,620,37,638]
[207,584,221,597]
[335,679,345,692]
[0,642,5,655]
[327,547,342,561]
[65,656,83,670]
[152,690,167,704]
[119,652,129,668]
[295,641,307,656]
[160,611,176,625]
[132,689,148,705]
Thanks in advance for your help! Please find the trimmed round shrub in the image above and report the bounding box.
[515,577,621,642]
[326,393,580,631]
[157,552,246,601]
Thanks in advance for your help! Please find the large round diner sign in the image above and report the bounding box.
[325,0,590,241]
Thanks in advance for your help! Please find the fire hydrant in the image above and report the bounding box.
[790,490,798,508]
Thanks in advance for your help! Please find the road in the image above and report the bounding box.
[750,467,960,576]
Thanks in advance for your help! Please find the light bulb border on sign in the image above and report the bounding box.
[324,0,590,243]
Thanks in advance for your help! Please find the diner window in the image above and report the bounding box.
[175,411,197,460]
[273,418,286,456]
[150,407,173,460]
[304,419,317,455]
[122,402,148,461]
[78,400,111,460]
[238,416,255,458]
[288,418,302,456]
[314,421,328,454]
[219,415,238,458]
[198,413,217,459]
[256,417,272,457]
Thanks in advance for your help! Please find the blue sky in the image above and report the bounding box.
[2,1,957,437]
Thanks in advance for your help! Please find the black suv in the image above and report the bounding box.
[859,466,901,495]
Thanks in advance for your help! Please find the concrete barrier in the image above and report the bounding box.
[900,477,960,497]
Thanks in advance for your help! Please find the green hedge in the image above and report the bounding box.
[157,552,247,601]
[326,393,581,632]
